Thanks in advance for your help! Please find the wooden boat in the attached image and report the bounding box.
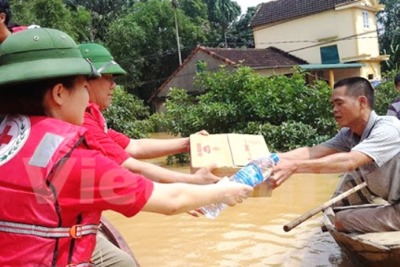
[100,216,140,266]
[323,205,400,267]
[284,171,400,266]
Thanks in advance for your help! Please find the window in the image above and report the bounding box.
[320,45,340,64]
[362,11,369,28]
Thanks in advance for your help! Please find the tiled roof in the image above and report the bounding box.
[204,46,308,68]
[250,0,354,27]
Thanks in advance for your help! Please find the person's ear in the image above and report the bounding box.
[358,95,369,108]
[0,13,6,24]
[50,83,68,105]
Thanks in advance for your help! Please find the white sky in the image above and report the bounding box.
[234,0,270,14]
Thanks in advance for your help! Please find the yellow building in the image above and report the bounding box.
[251,0,388,86]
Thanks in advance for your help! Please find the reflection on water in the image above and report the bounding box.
[104,135,354,267]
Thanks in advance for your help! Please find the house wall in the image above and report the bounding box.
[350,7,380,61]
[253,3,382,80]
[254,10,341,63]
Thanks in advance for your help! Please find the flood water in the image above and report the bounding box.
[104,135,354,267]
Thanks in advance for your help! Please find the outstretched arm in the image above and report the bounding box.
[141,181,253,215]
[125,137,189,159]
[121,157,221,184]
[271,150,372,187]
[278,144,337,160]
[125,130,208,159]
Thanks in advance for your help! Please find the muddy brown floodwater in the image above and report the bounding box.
[104,133,355,267]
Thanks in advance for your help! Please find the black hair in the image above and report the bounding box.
[0,76,77,116]
[333,77,374,109]
[395,74,400,87]
[0,0,11,26]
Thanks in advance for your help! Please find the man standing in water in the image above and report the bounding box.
[271,77,400,233]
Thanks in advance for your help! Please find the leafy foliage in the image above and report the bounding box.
[103,87,155,138]
[105,16,146,89]
[64,0,137,41]
[153,66,337,152]
[226,6,257,48]
[374,69,400,115]
[9,0,36,26]
[9,0,400,100]
[106,0,210,99]
[244,121,329,152]
[179,0,208,25]
[204,0,241,47]
[10,0,91,42]
[377,0,400,71]
[7,0,400,156]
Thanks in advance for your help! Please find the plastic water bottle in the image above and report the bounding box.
[200,153,279,219]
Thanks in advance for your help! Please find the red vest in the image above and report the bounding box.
[0,115,100,266]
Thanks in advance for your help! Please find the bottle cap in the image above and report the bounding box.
[270,153,279,164]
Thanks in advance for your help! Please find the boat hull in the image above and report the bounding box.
[325,218,400,267]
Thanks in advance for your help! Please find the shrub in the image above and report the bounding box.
[155,66,337,152]
[374,70,400,115]
[103,86,155,138]
[244,121,331,152]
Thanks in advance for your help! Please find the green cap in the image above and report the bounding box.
[0,28,100,87]
[79,43,127,76]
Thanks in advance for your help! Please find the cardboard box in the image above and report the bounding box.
[190,133,273,197]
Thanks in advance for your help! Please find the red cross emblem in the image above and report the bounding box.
[0,125,12,147]
[0,116,30,166]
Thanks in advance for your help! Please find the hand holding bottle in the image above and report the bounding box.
[200,153,279,219]
[215,177,253,206]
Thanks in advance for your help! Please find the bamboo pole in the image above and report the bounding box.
[283,181,367,232]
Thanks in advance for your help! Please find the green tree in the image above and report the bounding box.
[11,0,91,42]
[65,0,136,14]
[64,0,136,41]
[103,87,155,138]
[227,6,257,48]
[204,0,241,47]
[30,0,77,39]
[105,15,146,89]
[374,70,400,115]
[107,0,209,100]
[215,0,240,48]
[377,0,400,71]
[9,0,36,25]
[179,0,208,25]
[154,66,336,152]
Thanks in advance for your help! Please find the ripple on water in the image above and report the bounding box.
[104,171,355,267]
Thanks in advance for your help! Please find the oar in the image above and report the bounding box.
[283,181,367,232]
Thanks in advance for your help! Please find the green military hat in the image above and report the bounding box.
[79,43,127,76]
[0,28,100,87]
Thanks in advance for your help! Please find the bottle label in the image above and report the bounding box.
[232,164,265,187]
